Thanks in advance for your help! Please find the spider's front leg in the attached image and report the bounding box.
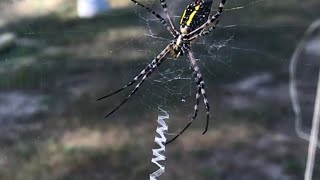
[159,0,179,35]
[187,20,219,42]
[130,0,178,37]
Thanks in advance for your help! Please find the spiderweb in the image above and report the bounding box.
[130,0,291,129]
[1,0,320,179]
[130,2,320,178]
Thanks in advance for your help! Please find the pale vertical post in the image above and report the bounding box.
[304,71,320,180]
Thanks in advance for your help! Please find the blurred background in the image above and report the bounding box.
[0,0,320,179]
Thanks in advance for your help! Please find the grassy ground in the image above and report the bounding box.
[0,0,320,179]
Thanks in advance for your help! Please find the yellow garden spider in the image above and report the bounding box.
[98,0,227,144]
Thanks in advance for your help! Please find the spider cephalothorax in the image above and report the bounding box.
[98,0,227,144]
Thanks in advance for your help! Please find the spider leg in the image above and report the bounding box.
[159,0,179,35]
[187,0,226,38]
[188,20,219,42]
[97,63,153,101]
[166,78,201,144]
[199,78,210,134]
[130,0,178,37]
[188,51,211,134]
[104,44,172,118]
[166,50,210,144]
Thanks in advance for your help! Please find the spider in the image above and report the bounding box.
[97,0,227,144]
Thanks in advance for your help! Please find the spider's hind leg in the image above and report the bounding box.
[166,78,201,144]
[166,48,211,144]
[167,50,211,144]
[188,51,210,134]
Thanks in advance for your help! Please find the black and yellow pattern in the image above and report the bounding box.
[180,0,213,32]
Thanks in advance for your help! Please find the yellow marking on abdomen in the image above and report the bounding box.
[180,6,188,25]
[186,5,200,26]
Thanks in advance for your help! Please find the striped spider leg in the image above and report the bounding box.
[98,43,173,118]
[159,0,180,35]
[130,0,178,37]
[166,60,202,144]
[188,50,211,135]
[166,47,210,144]
[187,20,219,41]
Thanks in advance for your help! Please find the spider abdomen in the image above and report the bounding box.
[179,0,213,33]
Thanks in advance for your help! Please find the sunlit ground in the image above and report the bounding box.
[0,0,320,179]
